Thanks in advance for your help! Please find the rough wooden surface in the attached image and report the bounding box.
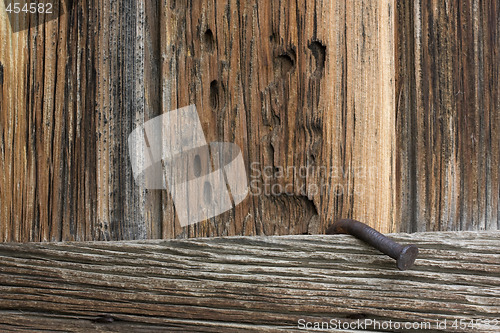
[1,0,397,241]
[396,0,500,232]
[161,0,396,238]
[0,0,157,242]
[0,232,499,332]
[1,0,499,242]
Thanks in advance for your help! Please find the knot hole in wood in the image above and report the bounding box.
[308,40,326,78]
[274,49,296,79]
[203,29,215,53]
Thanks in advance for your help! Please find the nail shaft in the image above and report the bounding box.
[326,219,418,270]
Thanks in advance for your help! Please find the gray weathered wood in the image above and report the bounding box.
[0,0,154,242]
[395,0,500,233]
[0,232,499,332]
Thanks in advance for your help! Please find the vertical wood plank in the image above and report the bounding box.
[396,0,500,232]
[344,0,396,232]
[142,0,163,239]
[0,1,30,241]
[94,0,149,240]
[0,0,155,241]
[395,0,418,233]
[160,0,396,237]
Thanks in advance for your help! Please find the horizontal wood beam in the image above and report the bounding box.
[0,232,499,332]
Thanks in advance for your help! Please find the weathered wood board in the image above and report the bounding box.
[396,0,500,232]
[1,0,499,241]
[160,0,396,238]
[0,0,159,242]
[0,232,499,332]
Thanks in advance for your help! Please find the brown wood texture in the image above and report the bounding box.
[160,0,396,238]
[0,232,499,332]
[0,0,161,242]
[396,0,500,232]
[1,0,499,241]
[1,0,397,241]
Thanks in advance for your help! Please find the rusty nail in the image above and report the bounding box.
[326,219,419,270]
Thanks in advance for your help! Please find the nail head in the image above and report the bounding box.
[396,244,419,270]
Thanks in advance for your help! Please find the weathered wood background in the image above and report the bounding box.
[396,0,500,233]
[0,0,498,242]
[0,232,499,332]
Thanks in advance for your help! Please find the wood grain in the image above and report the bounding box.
[396,0,500,232]
[1,0,397,241]
[0,232,498,332]
[2,0,498,241]
[161,0,396,238]
[0,1,156,241]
